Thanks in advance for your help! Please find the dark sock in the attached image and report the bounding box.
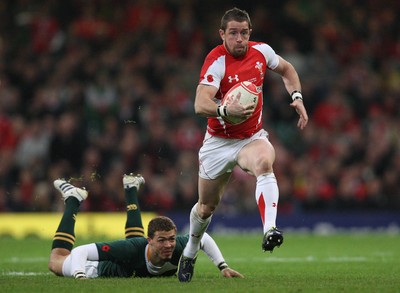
[124,187,144,238]
[51,197,80,250]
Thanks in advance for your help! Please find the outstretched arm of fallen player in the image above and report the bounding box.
[220,266,245,278]
[200,232,244,278]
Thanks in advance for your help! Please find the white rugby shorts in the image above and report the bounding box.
[199,129,269,180]
[62,257,99,278]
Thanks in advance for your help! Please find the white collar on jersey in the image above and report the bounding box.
[144,244,177,275]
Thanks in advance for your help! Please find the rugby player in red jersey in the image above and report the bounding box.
[178,7,308,282]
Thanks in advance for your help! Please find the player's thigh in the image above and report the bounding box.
[49,248,70,275]
[198,173,231,207]
[199,134,237,180]
[237,139,275,176]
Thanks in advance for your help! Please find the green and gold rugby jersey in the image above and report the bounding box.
[95,235,189,278]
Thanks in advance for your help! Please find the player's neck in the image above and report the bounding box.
[148,246,165,267]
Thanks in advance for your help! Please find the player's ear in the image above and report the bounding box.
[219,29,225,41]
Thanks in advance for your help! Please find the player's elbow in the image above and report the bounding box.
[194,107,202,116]
[193,103,206,116]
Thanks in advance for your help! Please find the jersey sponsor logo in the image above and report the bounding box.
[248,77,257,84]
[227,75,239,83]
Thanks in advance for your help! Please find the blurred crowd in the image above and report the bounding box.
[0,0,399,214]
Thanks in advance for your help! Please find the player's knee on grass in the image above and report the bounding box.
[48,249,69,276]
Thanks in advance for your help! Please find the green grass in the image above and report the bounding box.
[1,233,400,292]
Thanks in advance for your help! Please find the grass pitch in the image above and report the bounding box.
[1,233,399,293]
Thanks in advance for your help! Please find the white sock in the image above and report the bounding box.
[183,203,212,258]
[255,173,279,233]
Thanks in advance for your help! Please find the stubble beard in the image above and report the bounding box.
[228,45,247,58]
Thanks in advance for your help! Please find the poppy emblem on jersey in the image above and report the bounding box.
[228,75,239,83]
[207,74,214,82]
[102,245,110,252]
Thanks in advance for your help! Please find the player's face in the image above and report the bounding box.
[149,230,176,261]
[220,21,251,58]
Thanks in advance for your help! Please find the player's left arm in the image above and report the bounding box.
[200,233,244,278]
[272,55,309,130]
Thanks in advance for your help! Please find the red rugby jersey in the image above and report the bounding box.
[199,41,279,139]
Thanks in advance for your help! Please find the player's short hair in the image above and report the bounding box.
[220,7,252,31]
[148,216,177,238]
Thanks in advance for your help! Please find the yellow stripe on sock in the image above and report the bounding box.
[53,236,75,245]
[125,231,145,237]
[54,232,75,241]
[125,227,144,233]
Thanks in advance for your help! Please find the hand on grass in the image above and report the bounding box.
[221,267,244,278]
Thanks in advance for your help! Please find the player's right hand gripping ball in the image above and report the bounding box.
[221,81,258,125]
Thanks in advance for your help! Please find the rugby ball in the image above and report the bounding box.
[221,81,259,125]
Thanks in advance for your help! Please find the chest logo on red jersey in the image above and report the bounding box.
[227,75,239,83]
[255,62,264,79]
